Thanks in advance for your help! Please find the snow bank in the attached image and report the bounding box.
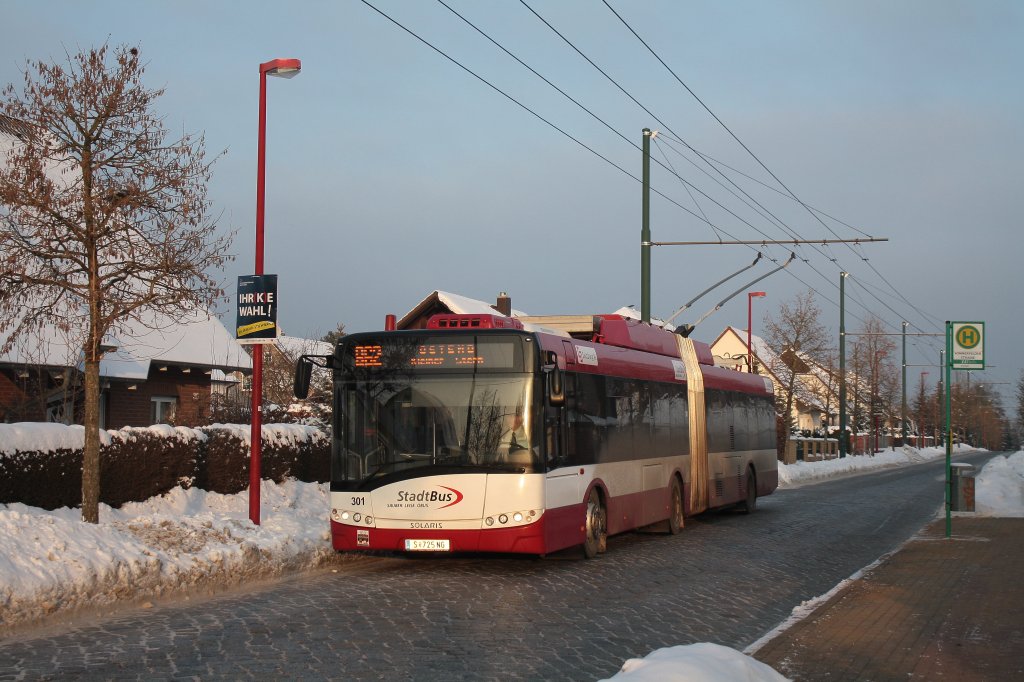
[601,643,787,682]
[778,445,976,487]
[975,450,1024,517]
[0,479,335,629]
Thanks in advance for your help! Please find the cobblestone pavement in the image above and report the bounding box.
[754,516,1024,681]
[0,451,997,681]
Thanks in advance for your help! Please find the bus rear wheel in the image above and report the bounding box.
[740,468,757,514]
[583,488,607,559]
[668,478,684,534]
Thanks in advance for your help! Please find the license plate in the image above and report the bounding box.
[404,539,450,552]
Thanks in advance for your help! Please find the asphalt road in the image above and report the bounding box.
[0,450,998,681]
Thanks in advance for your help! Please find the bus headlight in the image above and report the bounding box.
[483,510,541,528]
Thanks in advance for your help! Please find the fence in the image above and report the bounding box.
[783,437,839,464]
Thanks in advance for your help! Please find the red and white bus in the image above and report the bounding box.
[294,312,777,558]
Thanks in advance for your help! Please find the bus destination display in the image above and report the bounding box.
[350,337,520,371]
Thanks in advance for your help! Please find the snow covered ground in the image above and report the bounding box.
[2,442,1021,681]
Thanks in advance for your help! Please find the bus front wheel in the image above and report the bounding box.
[583,489,607,559]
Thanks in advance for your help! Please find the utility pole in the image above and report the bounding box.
[641,128,652,324]
[839,272,847,457]
[902,321,908,445]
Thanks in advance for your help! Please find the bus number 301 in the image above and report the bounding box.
[351,496,366,506]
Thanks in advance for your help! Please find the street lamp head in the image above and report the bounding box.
[261,58,302,78]
[749,291,766,298]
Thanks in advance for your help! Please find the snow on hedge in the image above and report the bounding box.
[0,421,324,458]
[0,422,111,455]
[207,422,328,447]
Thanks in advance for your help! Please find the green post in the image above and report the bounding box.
[945,321,952,538]
[901,321,908,445]
[641,128,652,324]
[838,272,847,457]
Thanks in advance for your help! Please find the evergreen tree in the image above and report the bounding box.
[321,321,347,347]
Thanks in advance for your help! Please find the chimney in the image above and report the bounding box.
[494,292,512,317]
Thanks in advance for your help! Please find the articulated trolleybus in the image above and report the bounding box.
[294,312,777,558]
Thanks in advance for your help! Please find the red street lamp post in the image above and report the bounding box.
[250,58,301,526]
[747,291,766,373]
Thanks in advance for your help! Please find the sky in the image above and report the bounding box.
[2,1,1022,406]
[3,420,1021,678]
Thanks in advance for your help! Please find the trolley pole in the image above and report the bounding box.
[641,128,652,324]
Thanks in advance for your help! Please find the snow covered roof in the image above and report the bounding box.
[611,305,676,332]
[0,114,33,141]
[273,335,333,361]
[400,290,527,326]
[0,308,251,380]
[397,291,671,333]
[397,290,528,330]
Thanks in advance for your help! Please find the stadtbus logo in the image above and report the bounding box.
[396,486,464,509]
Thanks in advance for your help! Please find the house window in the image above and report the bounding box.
[46,397,72,425]
[151,396,177,424]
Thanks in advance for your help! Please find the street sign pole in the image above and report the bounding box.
[944,320,986,538]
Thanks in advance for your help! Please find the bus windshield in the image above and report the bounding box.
[337,373,537,483]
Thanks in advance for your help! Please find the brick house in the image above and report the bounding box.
[0,310,251,428]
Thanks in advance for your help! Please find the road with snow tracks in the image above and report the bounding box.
[0,450,998,681]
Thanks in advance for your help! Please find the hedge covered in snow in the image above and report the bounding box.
[0,423,329,510]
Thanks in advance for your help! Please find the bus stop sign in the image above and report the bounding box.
[951,321,984,370]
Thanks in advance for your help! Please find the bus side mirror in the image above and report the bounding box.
[545,351,565,406]
[294,356,313,400]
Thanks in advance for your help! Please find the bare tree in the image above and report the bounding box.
[850,316,896,453]
[0,45,232,523]
[762,290,830,445]
[261,337,332,411]
[1016,370,1024,446]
